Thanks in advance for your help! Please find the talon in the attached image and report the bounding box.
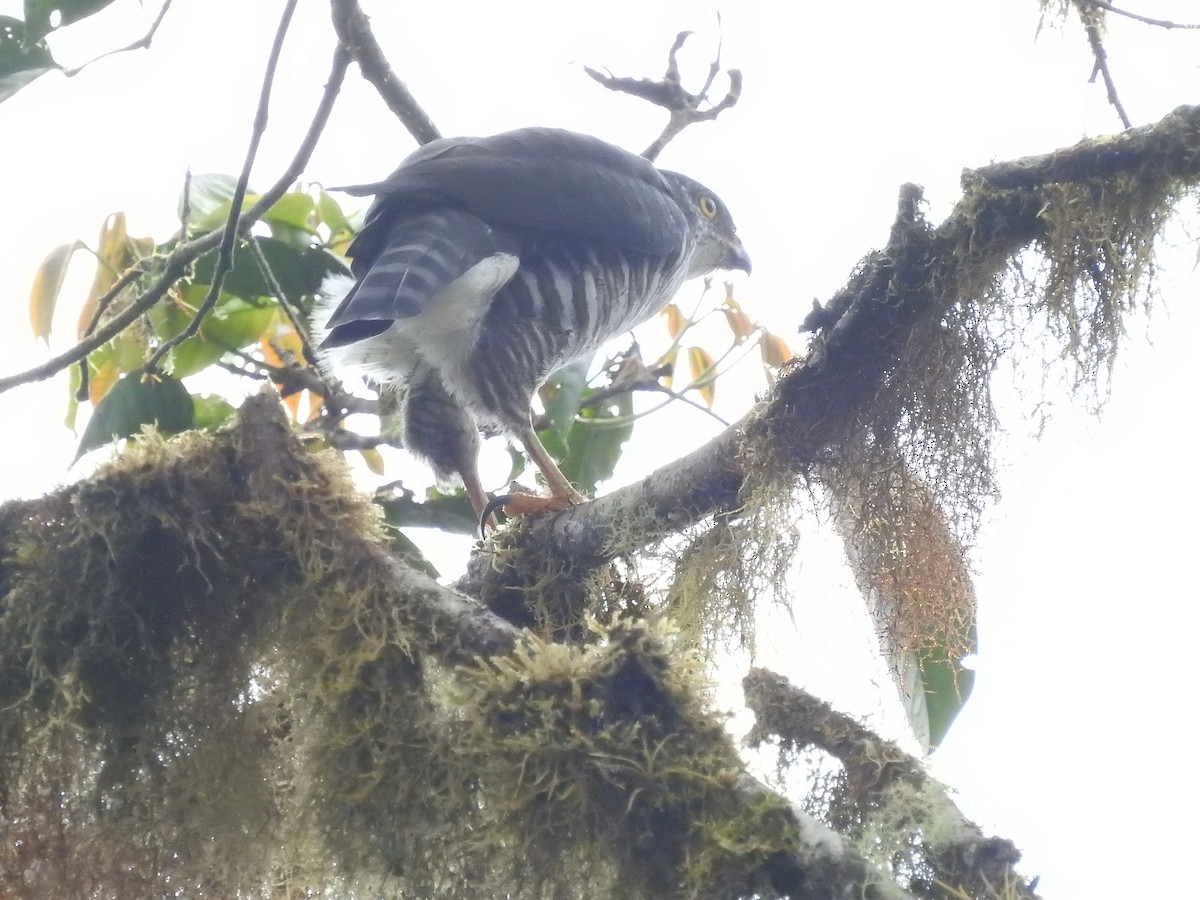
[479,494,510,537]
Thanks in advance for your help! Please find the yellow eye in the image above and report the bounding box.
[698,195,718,219]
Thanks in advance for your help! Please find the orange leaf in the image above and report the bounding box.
[759,331,794,368]
[89,357,121,405]
[687,346,717,408]
[261,318,312,420]
[77,213,129,338]
[661,303,688,340]
[720,306,756,344]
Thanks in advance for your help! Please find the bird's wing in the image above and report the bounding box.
[347,127,691,257]
[321,209,517,347]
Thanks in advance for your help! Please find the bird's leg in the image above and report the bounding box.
[503,424,587,517]
[459,461,494,527]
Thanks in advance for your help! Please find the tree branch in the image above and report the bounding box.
[61,0,175,77]
[145,0,302,373]
[0,44,351,395]
[329,0,441,145]
[1074,0,1200,29]
[1075,1,1133,129]
[744,668,1038,899]
[460,103,1200,605]
[584,30,742,161]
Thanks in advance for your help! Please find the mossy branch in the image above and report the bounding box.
[463,102,1200,608]
[0,395,908,899]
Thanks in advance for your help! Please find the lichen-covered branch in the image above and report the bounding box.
[464,103,1200,609]
[0,395,909,899]
[744,668,1037,900]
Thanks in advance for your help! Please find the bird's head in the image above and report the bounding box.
[661,171,752,278]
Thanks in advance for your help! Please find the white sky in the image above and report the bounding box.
[2,1,1198,896]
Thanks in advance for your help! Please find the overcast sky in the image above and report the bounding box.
[1,1,1198,896]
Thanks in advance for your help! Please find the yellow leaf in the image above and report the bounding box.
[759,331,794,368]
[29,240,84,341]
[359,447,385,475]
[77,213,129,338]
[687,346,717,408]
[661,303,688,340]
[658,345,679,390]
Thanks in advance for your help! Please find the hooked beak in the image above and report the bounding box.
[723,236,752,275]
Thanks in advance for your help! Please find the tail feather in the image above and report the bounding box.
[321,209,515,348]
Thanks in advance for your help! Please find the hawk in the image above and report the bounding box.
[319,127,750,519]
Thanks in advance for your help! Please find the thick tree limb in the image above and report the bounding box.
[461,103,1200,607]
[967,102,1200,189]
[0,393,912,899]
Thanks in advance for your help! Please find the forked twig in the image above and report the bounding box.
[584,29,742,161]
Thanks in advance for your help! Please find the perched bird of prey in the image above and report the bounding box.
[318,126,750,519]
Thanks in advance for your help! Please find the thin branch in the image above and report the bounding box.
[0,45,351,395]
[145,0,301,373]
[246,236,317,365]
[61,0,175,77]
[329,0,441,144]
[1075,0,1200,29]
[583,30,742,161]
[1076,1,1134,129]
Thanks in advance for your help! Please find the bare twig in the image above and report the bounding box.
[145,0,301,373]
[1075,0,1200,29]
[61,0,176,77]
[584,30,742,161]
[329,0,441,145]
[246,237,318,365]
[0,45,351,395]
[1076,1,1134,129]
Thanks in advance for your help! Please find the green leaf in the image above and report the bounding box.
[378,492,478,536]
[0,16,57,104]
[192,236,347,311]
[181,173,248,229]
[317,189,349,233]
[385,528,441,579]
[921,627,977,751]
[192,394,236,431]
[557,389,634,496]
[540,358,591,444]
[74,372,193,463]
[203,296,275,348]
[158,336,225,379]
[263,191,316,231]
[23,0,118,41]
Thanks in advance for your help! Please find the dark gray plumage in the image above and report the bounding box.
[319,127,750,517]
